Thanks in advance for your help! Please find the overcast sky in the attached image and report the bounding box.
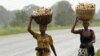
[0,0,99,12]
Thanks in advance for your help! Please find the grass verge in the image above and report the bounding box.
[95,49,100,56]
[0,20,100,36]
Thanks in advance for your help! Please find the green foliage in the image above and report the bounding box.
[10,10,29,27]
[54,1,75,26]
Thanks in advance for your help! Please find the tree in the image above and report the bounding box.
[0,6,10,26]
[53,1,75,26]
[10,10,29,27]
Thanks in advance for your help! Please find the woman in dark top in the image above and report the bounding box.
[71,18,96,56]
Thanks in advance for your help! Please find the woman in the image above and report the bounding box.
[71,18,96,56]
[27,17,57,56]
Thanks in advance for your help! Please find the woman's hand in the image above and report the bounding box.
[71,17,81,34]
[82,43,92,48]
[55,55,57,56]
[75,17,79,24]
[88,42,93,47]
[73,17,79,26]
[30,16,33,21]
[82,43,90,48]
[50,44,57,56]
[55,53,57,56]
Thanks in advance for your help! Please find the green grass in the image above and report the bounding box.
[0,27,39,36]
[0,20,100,36]
[47,25,67,30]
[0,27,27,35]
[0,25,67,36]
[95,49,100,56]
[72,20,100,28]
[91,20,100,26]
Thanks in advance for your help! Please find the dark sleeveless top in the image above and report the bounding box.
[80,29,93,48]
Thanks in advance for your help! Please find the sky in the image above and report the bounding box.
[0,0,100,12]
